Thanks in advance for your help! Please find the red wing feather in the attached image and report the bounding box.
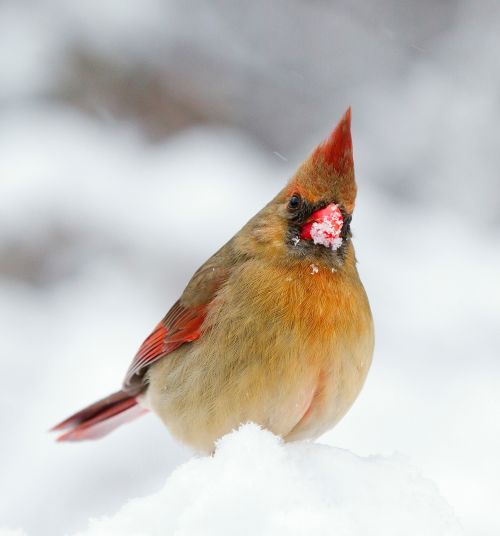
[123,300,207,391]
[52,236,233,442]
[53,300,210,441]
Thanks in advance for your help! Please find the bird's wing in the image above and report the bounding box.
[123,241,236,392]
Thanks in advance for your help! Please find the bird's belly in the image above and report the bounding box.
[147,343,318,452]
[147,329,372,453]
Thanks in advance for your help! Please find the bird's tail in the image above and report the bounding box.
[51,390,148,442]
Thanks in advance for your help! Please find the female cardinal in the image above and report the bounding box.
[52,108,374,452]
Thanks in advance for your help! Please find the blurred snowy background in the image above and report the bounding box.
[1,0,499,535]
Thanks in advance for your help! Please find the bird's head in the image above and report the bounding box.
[243,108,357,271]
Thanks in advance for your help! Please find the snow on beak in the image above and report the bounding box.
[300,203,344,250]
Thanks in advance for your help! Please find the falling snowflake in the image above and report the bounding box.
[310,263,319,275]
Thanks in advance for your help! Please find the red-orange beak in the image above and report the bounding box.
[300,203,344,250]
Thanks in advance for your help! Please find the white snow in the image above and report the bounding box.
[310,225,343,250]
[309,263,319,275]
[309,204,344,250]
[63,425,462,536]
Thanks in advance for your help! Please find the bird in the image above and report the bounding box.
[52,108,374,452]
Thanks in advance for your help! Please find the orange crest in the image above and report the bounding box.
[288,108,357,214]
[313,107,353,176]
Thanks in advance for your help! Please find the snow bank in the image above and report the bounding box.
[68,425,462,536]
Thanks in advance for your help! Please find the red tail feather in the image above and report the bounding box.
[52,390,148,442]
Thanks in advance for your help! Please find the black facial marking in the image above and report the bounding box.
[285,197,353,265]
[339,210,352,241]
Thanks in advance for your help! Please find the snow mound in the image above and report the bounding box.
[72,424,462,536]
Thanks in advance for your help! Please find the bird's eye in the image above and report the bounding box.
[288,194,302,210]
